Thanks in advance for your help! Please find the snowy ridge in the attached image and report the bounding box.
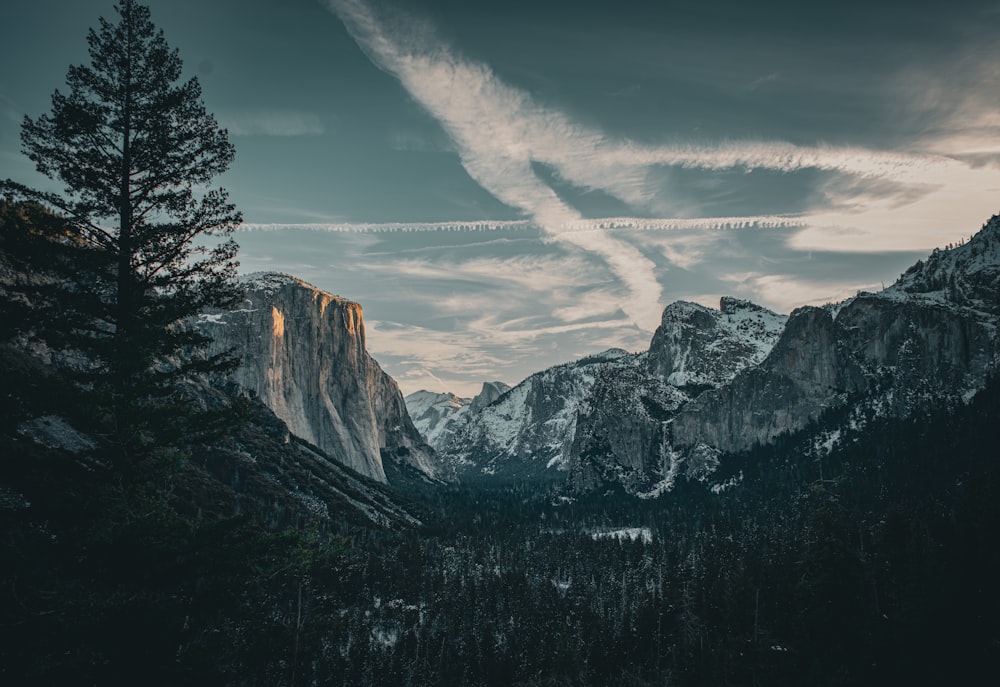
[440,351,645,479]
[883,214,1000,315]
[649,297,787,389]
[404,390,472,449]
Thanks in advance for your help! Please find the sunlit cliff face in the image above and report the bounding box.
[271,305,285,339]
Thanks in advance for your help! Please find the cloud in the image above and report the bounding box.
[220,108,325,137]
[723,272,882,313]
[323,0,1000,325]
[325,0,974,202]
[746,72,779,91]
[238,216,802,234]
[365,318,514,395]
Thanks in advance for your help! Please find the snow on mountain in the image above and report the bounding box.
[884,214,1000,315]
[671,215,1000,464]
[647,297,787,389]
[405,382,512,452]
[438,351,643,481]
[405,390,472,448]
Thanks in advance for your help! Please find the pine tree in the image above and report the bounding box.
[1,0,242,468]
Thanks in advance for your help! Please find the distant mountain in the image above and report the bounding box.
[416,216,1000,496]
[405,381,510,451]
[671,217,1000,458]
[424,349,639,482]
[198,272,442,486]
[419,297,787,486]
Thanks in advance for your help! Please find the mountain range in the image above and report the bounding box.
[172,216,1000,500]
[404,217,999,494]
[14,214,995,503]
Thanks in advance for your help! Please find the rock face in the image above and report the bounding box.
[568,300,786,493]
[431,300,786,487]
[671,218,1000,455]
[199,273,438,485]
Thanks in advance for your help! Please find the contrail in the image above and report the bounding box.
[238,216,804,234]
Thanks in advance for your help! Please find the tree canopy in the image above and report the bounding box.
[1,0,242,466]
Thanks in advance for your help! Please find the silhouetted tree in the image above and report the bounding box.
[2,0,241,468]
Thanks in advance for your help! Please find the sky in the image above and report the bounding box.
[3,0,1000,396]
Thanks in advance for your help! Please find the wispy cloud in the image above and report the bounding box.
[365,318,514,394]
[324,0,999,324]
[220,108,325,137]
[746,72,779,91]
[722,272,882,313]
[324,0,978,204]
[239,216,801,233]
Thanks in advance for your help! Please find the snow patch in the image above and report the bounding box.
[591,527,653,544]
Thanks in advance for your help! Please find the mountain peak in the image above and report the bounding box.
[242,271,356,307]
[648,297,787,388]
[885,215,1000,313]
[471,381,511,411]
[720,296,770,315]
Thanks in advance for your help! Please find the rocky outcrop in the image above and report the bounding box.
[568,300,785,492]
[647,298,786,390]
[198,273,438,485]
[671,217,1000,455]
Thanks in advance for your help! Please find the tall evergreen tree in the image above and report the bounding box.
[1,0,242,467]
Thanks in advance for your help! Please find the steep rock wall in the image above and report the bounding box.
[199,273,437,484]
[672,294,999,454]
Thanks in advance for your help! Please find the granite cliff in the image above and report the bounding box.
[199,272,438,485]
[671,217,1000,455]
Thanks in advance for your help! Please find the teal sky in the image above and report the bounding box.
[3,0,1000,395]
